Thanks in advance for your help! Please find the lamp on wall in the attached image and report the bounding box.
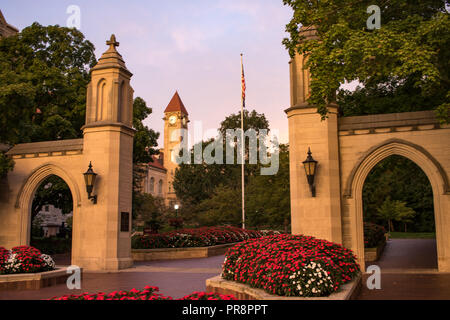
[83,162,97,204]
[302,148,318,197]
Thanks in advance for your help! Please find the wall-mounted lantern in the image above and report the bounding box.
[83,162,97,204]
[302,148,318,197]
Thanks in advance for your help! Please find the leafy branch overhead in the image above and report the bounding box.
[282,0,450,122]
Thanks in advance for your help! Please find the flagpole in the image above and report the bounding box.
[240,53,245,230]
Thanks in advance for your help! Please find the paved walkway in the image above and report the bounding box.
[357,239,450,300]
[370,238,438,270]
[2,239,449,300]
[0,255,225,300]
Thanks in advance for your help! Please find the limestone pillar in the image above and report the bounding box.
[73,35,134,271]
[285,26,343,244]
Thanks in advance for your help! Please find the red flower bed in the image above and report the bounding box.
[0,246,55,275]
[132,226,263,249]
[48,286,236,300]
[0,247,9,274]
[222,234,360,297]
[180,291,236,300]
[48,286,172,300]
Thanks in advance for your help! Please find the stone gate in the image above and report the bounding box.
[286,27,450,272]
[0,35,134,271]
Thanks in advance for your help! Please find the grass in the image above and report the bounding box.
[389,232,435,239]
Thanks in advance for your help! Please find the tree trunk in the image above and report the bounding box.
[284,218,289,233]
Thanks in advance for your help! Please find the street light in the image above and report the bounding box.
[302,148,318,197]
[174,204,180,218]
[83,162,97,204]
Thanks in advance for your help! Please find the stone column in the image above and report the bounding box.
[73,35,134,271]
[285,26,343,244]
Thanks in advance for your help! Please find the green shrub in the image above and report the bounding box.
[30,237,71,255]
[364,222,386,248]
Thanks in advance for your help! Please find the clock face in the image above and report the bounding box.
[169,116,177,125]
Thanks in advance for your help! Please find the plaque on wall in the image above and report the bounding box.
[121,212,130,232]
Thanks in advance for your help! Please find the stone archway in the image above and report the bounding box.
[15,163,82,264]
[0,36,135,271]
[344,139,449,272]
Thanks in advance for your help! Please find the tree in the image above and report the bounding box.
[0,24,160,218]
[246,144,290,231]
[172,109,270,209]
[0,22,96,175]
[282,0,450,122]
[363,155,434,232]
[195,185,242,227]
[133,193,166,233]
[131,97,160,219]
[0,22,96,145]
[132,97,160,164]
[173,110,290,229]
[377,198,416,233]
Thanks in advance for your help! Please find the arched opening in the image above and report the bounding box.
[362,155,437,270]
[30,175,74,266]
[96,79,107,121]
[150,177,155,194]
[345,139,449,272]
[158,179,163,195]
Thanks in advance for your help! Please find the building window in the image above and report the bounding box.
[144,175,148,193]
[149,177,155,193]
[158,180,163,195]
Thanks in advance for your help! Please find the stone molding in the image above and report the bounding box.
[343,138,450,198]
[6,139,83,158]
[0,267,74,291]
[338,110,444,135]
[132,243,238,261]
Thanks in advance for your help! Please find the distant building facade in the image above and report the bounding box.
[34,205,73,238]
[0,10,18,38]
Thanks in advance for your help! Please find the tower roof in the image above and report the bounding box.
[91,34,132,76]
[164,91,189,115]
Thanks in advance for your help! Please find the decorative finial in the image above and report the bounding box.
[106,34,119,50]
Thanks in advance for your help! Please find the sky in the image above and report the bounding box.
[2,0,294,147]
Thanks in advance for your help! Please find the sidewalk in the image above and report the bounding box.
[357,238,450,300]
[0,255,225,300]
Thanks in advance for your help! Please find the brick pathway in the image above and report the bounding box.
[357,238,450,300]
[0,255,225,300]
[2,239,449,300]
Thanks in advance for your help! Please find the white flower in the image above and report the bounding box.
[40,254,55,269]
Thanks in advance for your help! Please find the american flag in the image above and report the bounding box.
[241,54,246,108]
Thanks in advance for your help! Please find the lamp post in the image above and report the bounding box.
[83,162,98,204]
[302,148,318,197]
[174,204,179,218]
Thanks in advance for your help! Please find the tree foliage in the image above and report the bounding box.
[282,0,450,121]
[363,155,434,232]
[0,23,160,219]
[173,110,289,230]
[377,198,416,233]
[0,22,96,145]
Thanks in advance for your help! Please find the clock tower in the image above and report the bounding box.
[163,91,189,204]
